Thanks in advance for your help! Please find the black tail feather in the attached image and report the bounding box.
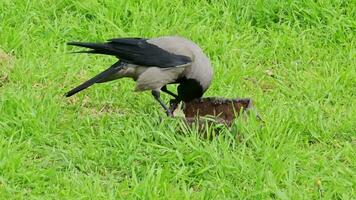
[65,61,123,97]
[70,50,96,54]
[67,38,192,68]
[67,41,118,56]
[67,41,102,49]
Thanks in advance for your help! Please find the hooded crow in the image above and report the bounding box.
[65,36,213,116]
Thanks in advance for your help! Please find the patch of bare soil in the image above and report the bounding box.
[0,49,14,87]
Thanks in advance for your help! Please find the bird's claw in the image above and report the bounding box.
[166,109,173,117]
[169,99,180,112]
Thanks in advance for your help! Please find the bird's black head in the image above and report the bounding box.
[177,78,204,102]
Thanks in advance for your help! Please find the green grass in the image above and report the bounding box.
[0,0,355,199]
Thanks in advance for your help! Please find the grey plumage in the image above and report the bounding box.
[65,36,213,116]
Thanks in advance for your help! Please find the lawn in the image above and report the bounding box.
[0,0,355,199]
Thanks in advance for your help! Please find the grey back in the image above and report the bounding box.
[147,36,213,91]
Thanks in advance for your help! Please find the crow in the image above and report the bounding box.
[65,36,213,116]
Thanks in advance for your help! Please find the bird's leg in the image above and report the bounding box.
[161,85,179,99]
[161,86,181,112]
[151,90,173,117]
[169,98,181,113]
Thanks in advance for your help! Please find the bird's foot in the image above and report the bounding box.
[169,99,180,112]
[166,109,173,117]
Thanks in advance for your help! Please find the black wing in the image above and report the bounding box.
[68,38,192,68]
